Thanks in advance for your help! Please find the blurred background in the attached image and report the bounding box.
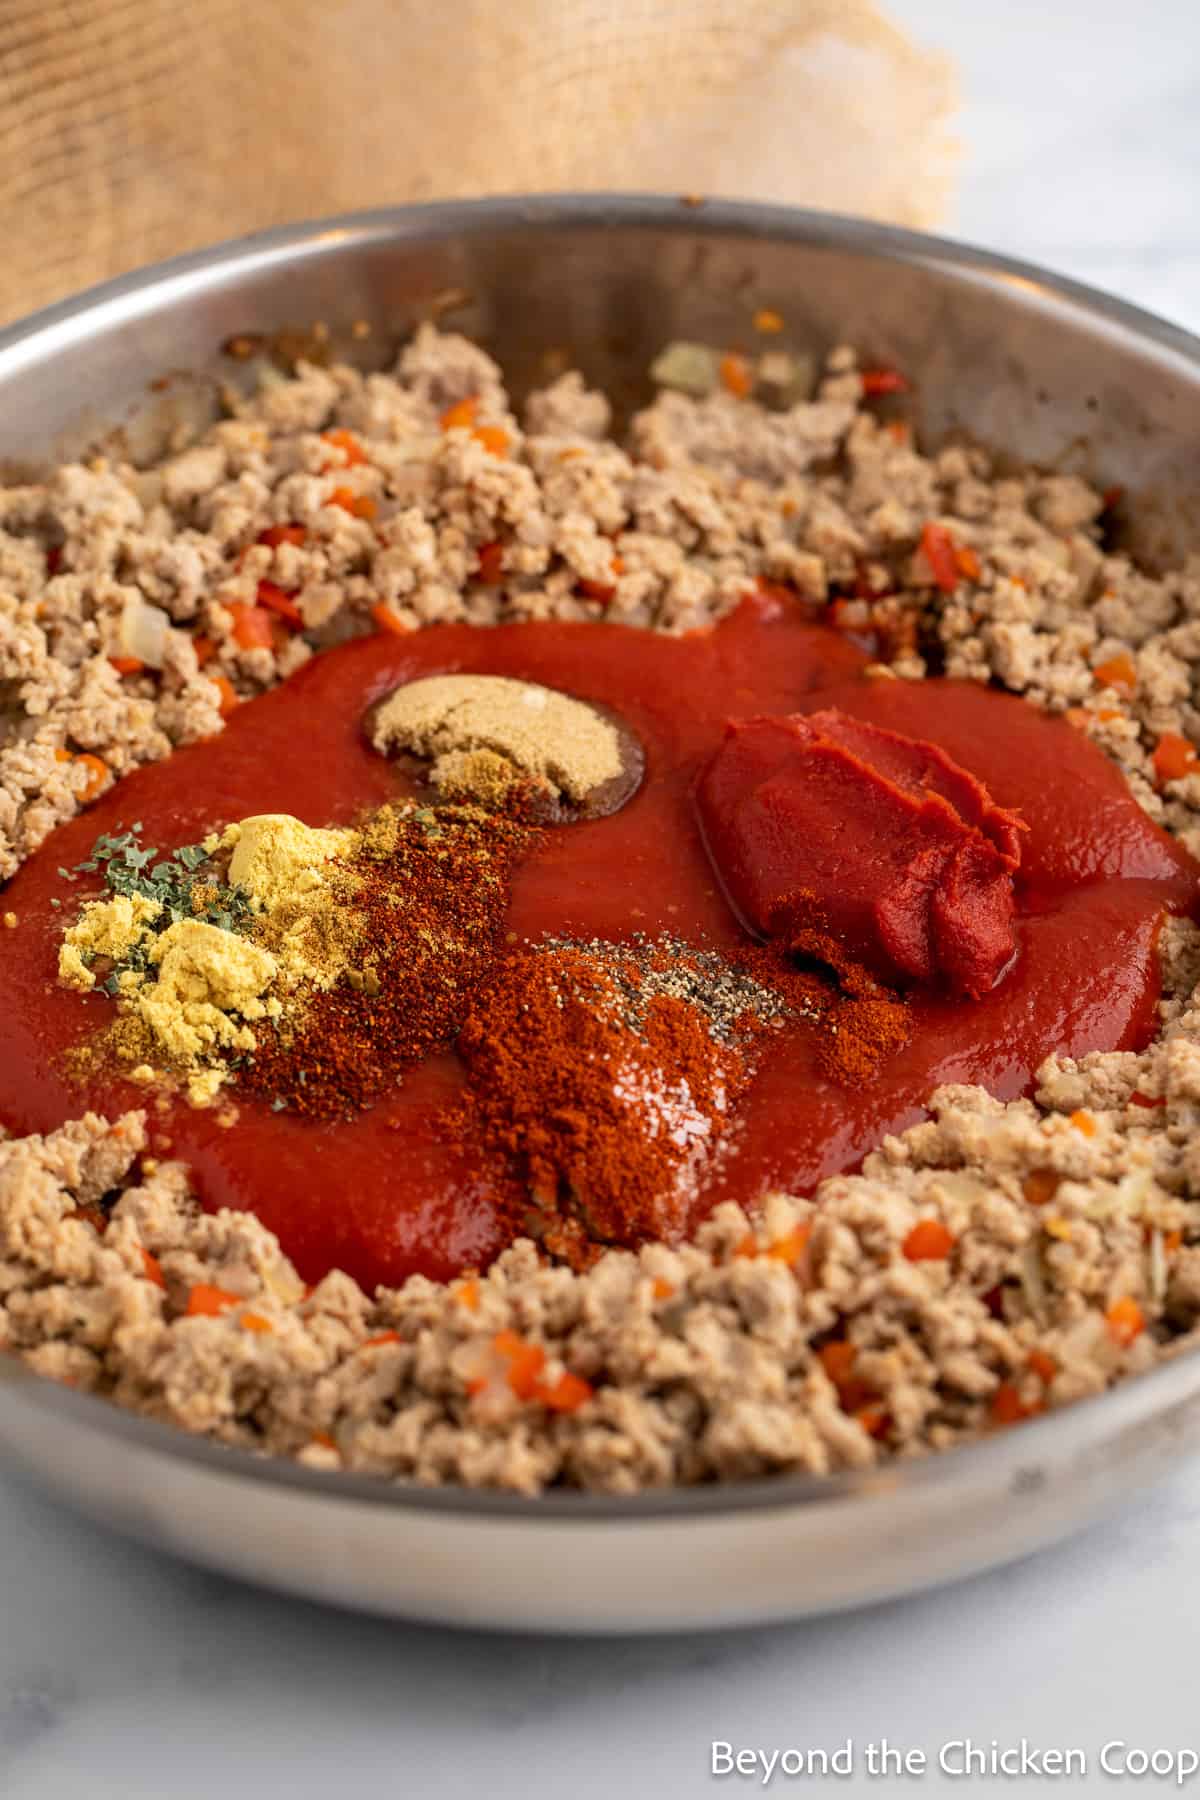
[1,1,1195,328]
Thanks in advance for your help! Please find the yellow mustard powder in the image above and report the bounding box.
[57,891,162,990]
[225,814,356,910]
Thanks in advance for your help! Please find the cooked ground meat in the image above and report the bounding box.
[3,327,1200,1493]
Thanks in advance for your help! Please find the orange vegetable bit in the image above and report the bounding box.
[719,352,753,398]
[370,602,410,637]
[139,1247,166,1289]
[310,1429,337,1452]
[853,1402,890,1439]
[492,1328,547,1400]
[476,540,506,586]
[651,1276,676,1301]
[227,600,275,650]
[472,424,510,457]
[257,523,307,549]
[185,1282,240,1318]
[361,1329,402,1349]
[731,1232,759,1259]
[1165,1229,1184,1254]
[108,655,145,676]
[859,367,910,397]
[255,580,303,627]
[212,674,239,718]
[320,427,367,468]
[538,1370,594,1413]
[1069,1109,1097,1137]
[439,394,479,432]
[753,308,784,334]
[955,544,982,583]
[578,558,623,604]
[990,1381,1039,1426]
[192,633,217,666]
[1092,651,1137,696]
[918,521,961,595]
[68,1204,107,1235]
[239,1311,274,1334]
[1152,731,1199,789]
[766,1222,811,1266]
[1022,1169,1062,1207]
[328,486,377,521]
[455,1277,481,1313]
[1128,1091,1165,1111]
[902,1218,955,1262]
[1106,1295,1146,1348]
[72,753,110,803]
[1027,1349,1058,1385]
[817,1340,857,1388]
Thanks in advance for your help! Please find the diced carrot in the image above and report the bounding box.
[887,420,911,445]
[311,1430,337,1451]
[186,1283,239,1318]
[54,747,71,762]
[328,486,377,521]
[476,540,506,585]
[651,1277,676,1301]
[1106,1295,1145,1347]
[1070,1109,1097,1137]
[1027,1349,1058,1385]
[257,523,307,549]
[139,1247,166,1289]
[1093,651,1137,695]
[440,395,479,432]
[256,580,303,627]
[69,1204,108,1235]
[1129,1091,1165,1110]
[854,1403,890,1438]
[472,424,510,457]
[1022,1169,1061,1207]
[537,1370,593,1413]
[578,558,622,604]
[456,1277,481,1313]
[919,521,961,594]
[767,1223,811,1265]
[955,545,982,582]
[320,428,367,468]
[860,367,910,396]
[1165,1230,1184,1254]
[753,308,784,334]
[818,1340,857,1388]
[493,1328,547,1400]
[1064,707,1090,730]
[1152,731,1198,788]
[72,753,110,803]
[212,674,239,718]
[370,602,409,636]
[990,1381,1038,1426]
[239,1312,273,1334]
[227,601,275,650]
[192,634,217,666]
[719,352,753,398]
[361,1329,402,1349]
[732,1233,758,1259]
[902,1218,955,1262]
[109,655,145,676]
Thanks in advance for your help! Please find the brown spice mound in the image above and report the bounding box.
[454,940,763,1268]
[239,802,536,1118]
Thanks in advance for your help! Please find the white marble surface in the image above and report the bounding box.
[4,5,1200,1795]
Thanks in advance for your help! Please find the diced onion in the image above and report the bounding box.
[650,342,720,397]
[118,594,170,669]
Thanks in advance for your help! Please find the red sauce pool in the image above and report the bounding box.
[1,591,1196,1289]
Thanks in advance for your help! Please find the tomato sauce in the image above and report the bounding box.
[1,589,1196,1290]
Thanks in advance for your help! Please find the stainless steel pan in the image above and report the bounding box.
[1,196,1198,1632]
